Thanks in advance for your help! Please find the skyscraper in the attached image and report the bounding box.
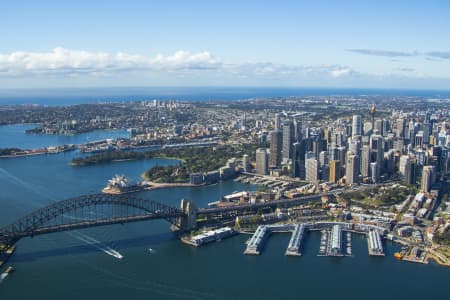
[274,113,281,130]
[352,115,362,137]
[269,130,282,168]
[256,148,268,175]
[360,145,370,178]
[345,151,359,185]
[421,165,436,192]
[305,157,319,183]
[329,160,341,183]
[282,120,294,162]
[370,134,383,176]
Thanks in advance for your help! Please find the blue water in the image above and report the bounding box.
[0,124,129,149]
[1,87,449,106]
[0,126,449,299]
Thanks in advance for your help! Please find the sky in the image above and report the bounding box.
[1,0,450,89]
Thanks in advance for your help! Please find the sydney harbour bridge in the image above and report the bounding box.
[0,192,322,253]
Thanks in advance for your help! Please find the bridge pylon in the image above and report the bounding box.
[176,199,197,232]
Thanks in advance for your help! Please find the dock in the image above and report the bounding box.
[181,227,236,247]
[285,224,306,256]
[244,225,270,255]
[327,224,343,256]
[367,230,384,256]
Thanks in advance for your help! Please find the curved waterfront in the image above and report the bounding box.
[0,128,449,299]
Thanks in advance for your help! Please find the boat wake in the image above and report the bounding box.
[0,273,8,283]
[69,232,123,260]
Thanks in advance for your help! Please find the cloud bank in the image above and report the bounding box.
[0,47,448,89]
[0,47,354,79]
[347,48,450,60]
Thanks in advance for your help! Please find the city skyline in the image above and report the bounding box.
[1,0,450,89]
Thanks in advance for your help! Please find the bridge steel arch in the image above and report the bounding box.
[0,193,185,245]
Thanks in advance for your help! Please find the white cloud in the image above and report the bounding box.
[0,47,356,79]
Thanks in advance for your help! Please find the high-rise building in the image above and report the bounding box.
[269,130,282,168]
[370,162,379,183]
[292,142,304,178]
[329,160,341,183]
[370,134,383,175]
[399,155,410,176]
[282,120,294,162]
[396,118,405,138]
[345,151,359,185]
[404,157,417,185]
[242,154,250,172]
[305,158,319,183]
[421,165,436,192]
[256,148,268,175]
[352,115,362,137]
[274,113,281,130]
[294,118,303,142]
[360,145,370,178]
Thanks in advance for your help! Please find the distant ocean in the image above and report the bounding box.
[0,86,449,106]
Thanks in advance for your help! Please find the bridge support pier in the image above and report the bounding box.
[176,199,197,232]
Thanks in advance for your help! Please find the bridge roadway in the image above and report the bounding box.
[9,213,185,240]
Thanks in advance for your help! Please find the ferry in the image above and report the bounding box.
[102,175,148,194]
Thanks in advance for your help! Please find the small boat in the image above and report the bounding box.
[4,266,14,274]
[148,248,154,253]
[394,252,403,260]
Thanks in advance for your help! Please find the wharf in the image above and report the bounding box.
[244,226,270,255]
[367,230,385,256]
[285,224,306,256]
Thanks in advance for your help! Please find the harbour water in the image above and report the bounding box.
[1,125,450,299]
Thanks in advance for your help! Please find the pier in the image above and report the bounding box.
[328,224,343,256]
[286,224,306,256]
[244,225,270,255]
[367,230,384,256]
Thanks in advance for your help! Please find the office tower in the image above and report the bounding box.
[382,119,390,137]
[370,162,379,183]
[319,151,328,167]
[370,134,383,163]
[329,160,341,183]
[306,157,319,183]
[415,131,424,148]
[352,115,362,137]
[274,113,281,130]
[396,118,405,138]
[242,154,250,172]
[345,151,359,184]
[360,145,370,178]
[292,142,305,178]
[282,120,294,162]
[399,155,410,176]
[337,146,347,167]
[269,130,282,168]
[294,118,302,142]
[349,138,360,157]
[374,119,383,135]
[405,159,417,185]
[370,104,376,133]
[421,165,436,192]
[256,148,268,175]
